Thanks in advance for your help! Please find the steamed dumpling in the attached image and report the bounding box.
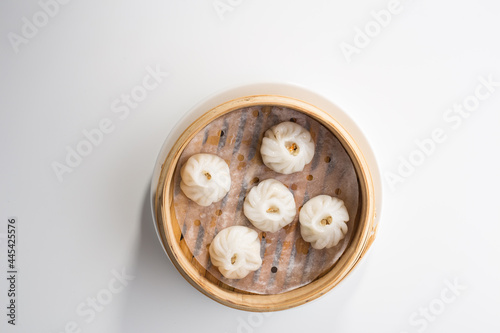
[260,122,315,174]
[180,153,231,206]
[243,179,296,233]
[209,226,262,279]
[299,195,349,249]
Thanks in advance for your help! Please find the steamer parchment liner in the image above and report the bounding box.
[172,105,359,295]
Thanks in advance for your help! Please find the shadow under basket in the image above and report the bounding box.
[153,95,378,312]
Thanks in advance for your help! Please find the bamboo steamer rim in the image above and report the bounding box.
[154,95,377,312]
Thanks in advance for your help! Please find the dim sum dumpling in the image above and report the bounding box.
[260,121,315,174]
[299,195,349,250]
[209,226,262,279]
[180,153,231,206]
[243,179,296,233]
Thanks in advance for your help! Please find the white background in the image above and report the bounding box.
[1,0,500,332]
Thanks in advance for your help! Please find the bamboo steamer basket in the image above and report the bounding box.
[151,84,381,312]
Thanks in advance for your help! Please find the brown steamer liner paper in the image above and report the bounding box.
[173,105,359,294]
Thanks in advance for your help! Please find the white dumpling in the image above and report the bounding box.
[180,153,231,206]
[209,226,262,279]
[260,121,315,175]
[299,195,349,250]
[243,179,296,233]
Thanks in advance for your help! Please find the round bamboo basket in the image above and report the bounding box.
[152,94,378,312]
